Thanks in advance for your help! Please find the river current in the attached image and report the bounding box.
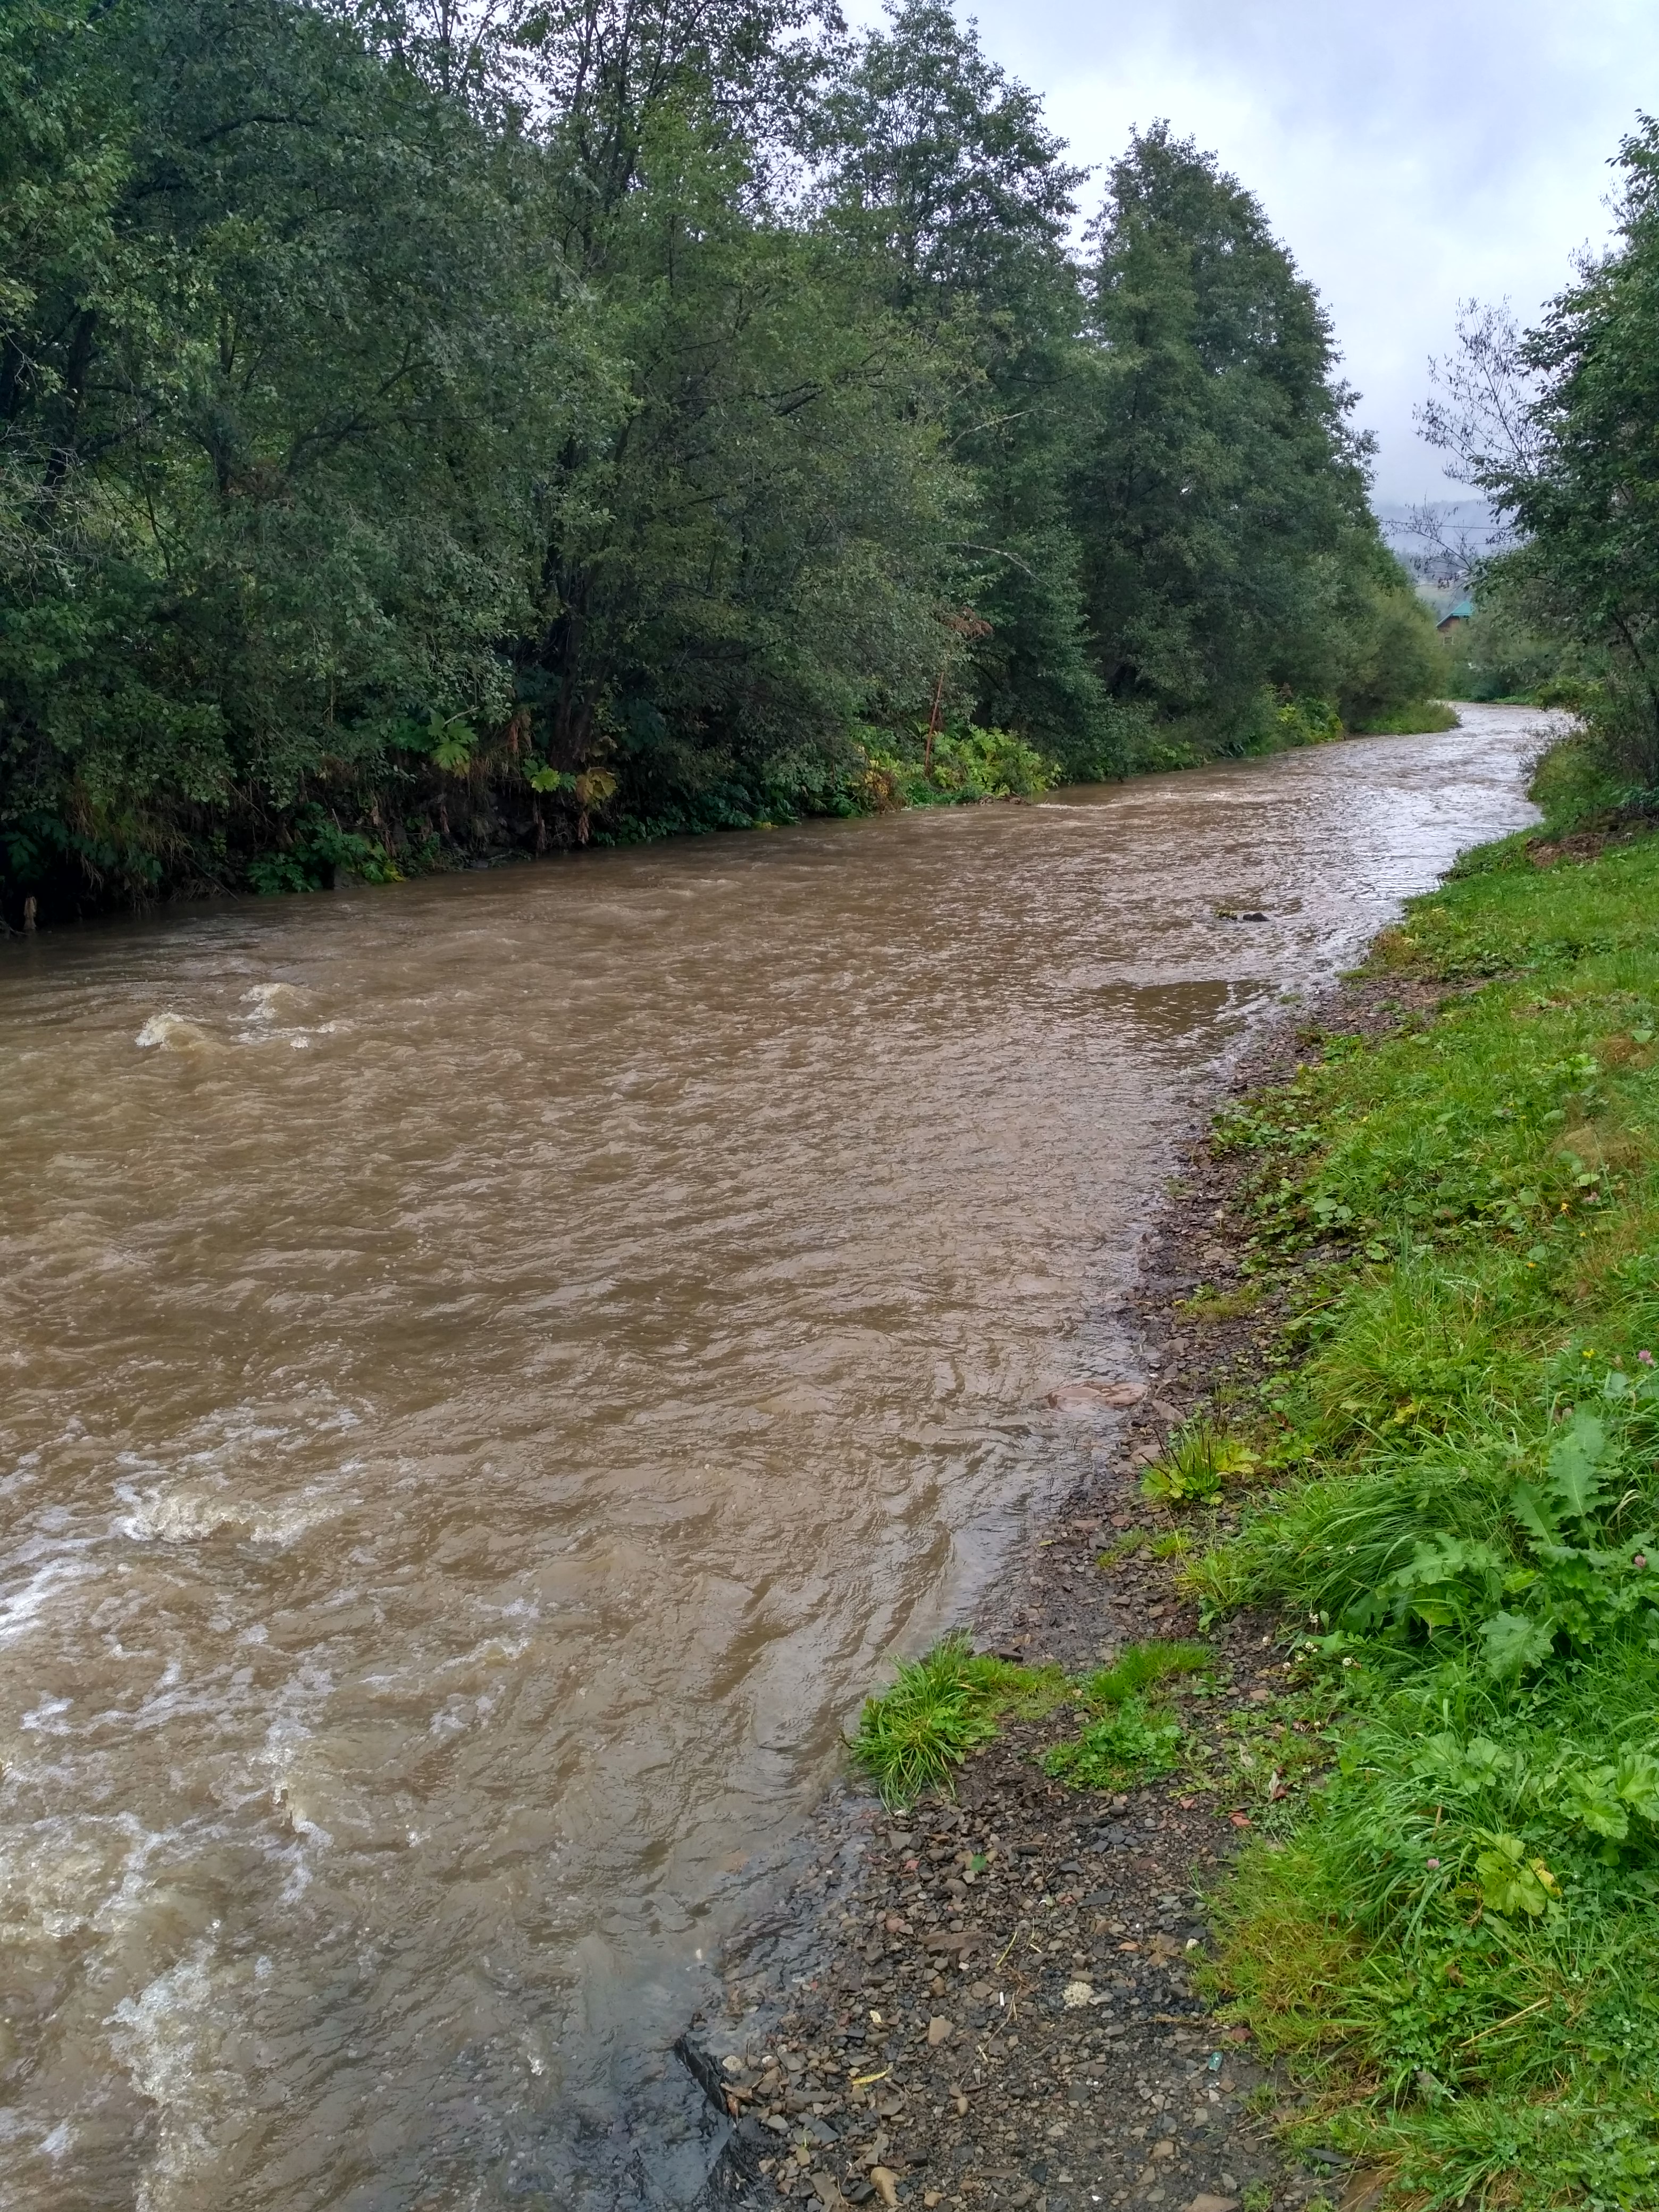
[0,708,1543,2209]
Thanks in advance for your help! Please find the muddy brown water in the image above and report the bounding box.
[0,709,1544,2210]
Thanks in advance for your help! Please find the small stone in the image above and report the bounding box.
[927,2015,954,2045]
[1050,1380,1147,1410]
[1153,2140,1176,2159]
[1184,2197,1239,2212]
[869,2168,900,2209]
[811,2172,844,2207]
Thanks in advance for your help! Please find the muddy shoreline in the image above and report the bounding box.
[680,971,1462,2212]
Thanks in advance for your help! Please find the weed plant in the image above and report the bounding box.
[1042,1698,1185,1788]
[1142,1420,1258,1506]
[1192,788,1659,2205]
[1041,1640,1212,1790]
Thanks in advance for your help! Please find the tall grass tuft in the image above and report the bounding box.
[849,1633,1068,1808]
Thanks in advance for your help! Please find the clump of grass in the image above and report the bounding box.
[1042,1696,1184,1789]
[1096,1527,1150,1568]
[1142,1421,1258,1506]
[1041,1640,1211,1791]
[849,1633,1068,1808]
[1081,1638,1211,1705]
[1177,1283,1264,1323]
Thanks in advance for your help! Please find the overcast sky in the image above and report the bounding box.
[850,0,1659,503]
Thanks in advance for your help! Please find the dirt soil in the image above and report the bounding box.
[682,978,1453,2212]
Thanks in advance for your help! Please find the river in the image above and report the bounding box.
[0,707,1543,2210]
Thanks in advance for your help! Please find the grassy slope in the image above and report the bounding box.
[1187,770,1659,2207]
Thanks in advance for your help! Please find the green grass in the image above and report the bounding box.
[1041,1696,1185,1789]
[849,1635,1208,1806]
[1096,1527,1151,1568]
[1081,1638,1213,1704]
[848,1633,1070,1807]
[1188,760,1659,2205]
[1041,1639,1213,1791]
[1141,1420,1259,1506]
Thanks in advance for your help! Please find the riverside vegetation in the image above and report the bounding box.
[1429,120,1659,818]
[850,742,1659,2209]
[1,0,1448,927]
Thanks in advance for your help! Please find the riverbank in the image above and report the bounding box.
[697,761,1659,2212]
[2,699,1457,933]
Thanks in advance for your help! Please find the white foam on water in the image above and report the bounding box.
[134,1012,212,1052]
[113,1480,347,1548]
[0,1812,165,1947]
[0,1554,99,1647]
[105,1941,250,2212]
[253,1660,341,1893]
[237,983,307,1021]
[233,982,351,1051]
[18,1692,73,1734]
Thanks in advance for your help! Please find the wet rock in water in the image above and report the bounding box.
[1049,1380,1147,1410]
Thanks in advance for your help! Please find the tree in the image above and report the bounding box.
[816,1,1113,771]
[1076,125,1422,739]
[510,95,960,829]
[1,0,590,912]
[1425,122,1659,784]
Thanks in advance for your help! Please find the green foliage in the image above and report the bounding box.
[1041,1640,1208,1792]
[850,1633,1206,1806]
[1095,1528,1151,1568]
[246,809,402,894]
[1442,594,1565,706]
[849,1633,1068,1808]
[1081,1639,1212,1704]
[1,0,1443,924]
[860,724,1058,807]
[1142,1422,1259,1506]
[1334,576,1453,733]
[1347,698,1459,737]
[1193,818,1659,2202]
[1528,736,1629,839]
[1076,127,1429,743]
[1041,1696,1184,1790]
[1426,120,1659,796]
